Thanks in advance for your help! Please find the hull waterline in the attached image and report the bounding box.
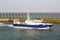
[12,24,53,30]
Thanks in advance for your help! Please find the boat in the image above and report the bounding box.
[13,11,53,30]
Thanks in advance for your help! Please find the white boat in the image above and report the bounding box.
[12,10,53,30]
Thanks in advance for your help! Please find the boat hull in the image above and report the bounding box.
[13,24,53,28]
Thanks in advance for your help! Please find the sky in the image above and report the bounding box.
[0,0,60,12]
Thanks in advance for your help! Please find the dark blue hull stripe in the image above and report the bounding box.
[13,24,53,28]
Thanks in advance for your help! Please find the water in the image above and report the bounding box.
[0,24,60,40]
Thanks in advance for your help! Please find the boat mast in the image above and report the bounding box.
[27,10,30,20]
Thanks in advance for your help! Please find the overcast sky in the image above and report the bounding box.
[0,0,60,12]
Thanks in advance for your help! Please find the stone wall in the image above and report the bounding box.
[0,18,60,24]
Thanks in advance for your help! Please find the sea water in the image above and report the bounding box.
[0,24,60,40]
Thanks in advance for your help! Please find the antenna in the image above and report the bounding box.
[27,9,30,20]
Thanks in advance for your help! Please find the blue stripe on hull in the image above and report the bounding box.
[13,24,53,28]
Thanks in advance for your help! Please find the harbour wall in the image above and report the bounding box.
[0,13,60,24]
[0,18,60,24]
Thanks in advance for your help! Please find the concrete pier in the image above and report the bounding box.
[0,13,60,24]
[0,18,60,24]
